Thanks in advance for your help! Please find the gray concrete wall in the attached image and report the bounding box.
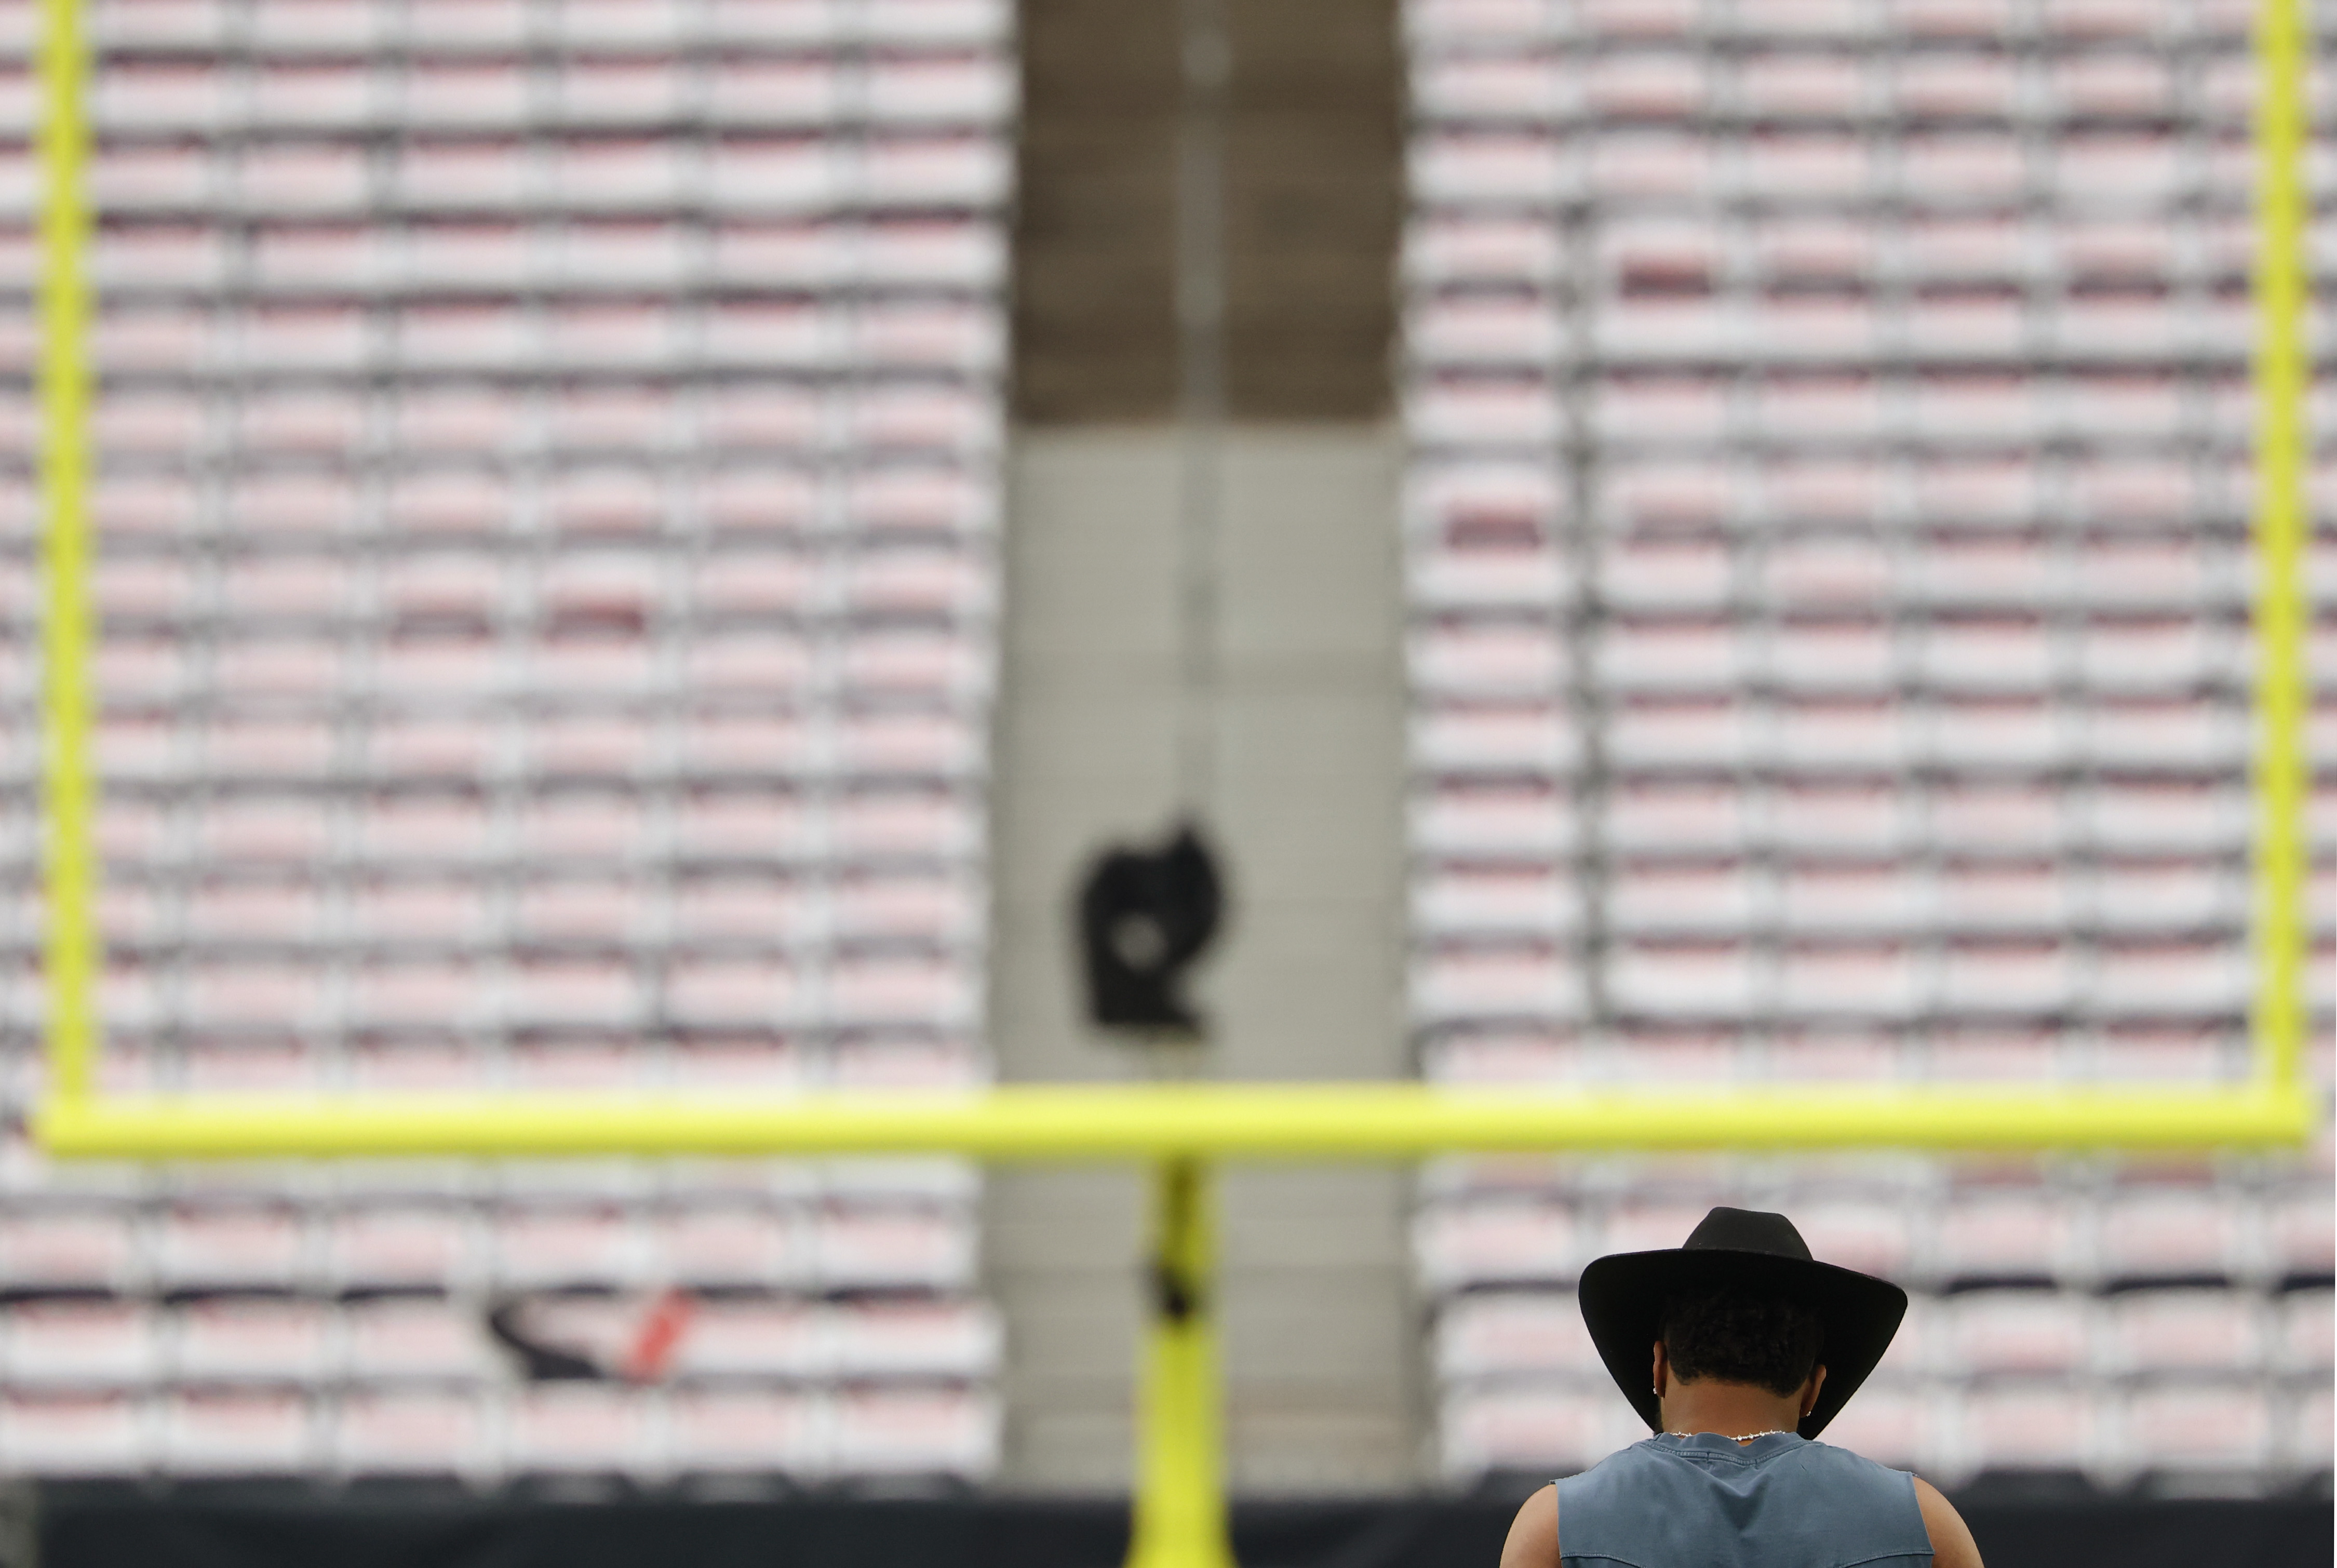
[984,425,1418,1493]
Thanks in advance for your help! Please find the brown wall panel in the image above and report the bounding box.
[1012,0,1401,425]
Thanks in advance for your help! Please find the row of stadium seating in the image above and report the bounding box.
[1415,53,2304,120]
[1415,778,2295,850]
[1413,310,2286,366]
[44,718,983,783]
[1442,1373,2333,1485]
[71,63,1011,136]
[1409,137,2283,210]
[1413,946,2310,1024]
[0,1200,980,1294]
[1421,1034,2323,1094]
[1415,1163,2335,1290]
[14,794,979,865]
[0,1293,999,1384]
[0,1382,999,1480]
[48,385,1002,456]
[20,879,979,949]
[0,304,1003,372]
[43,0,1009,50]
[1413,216,2312,292]
[38,144,1013,218]
[1436,1285,2335,1381]
[32,489,992,543]
[1409,394,2311,451]
[1415,624,2275,700]
[1406,0,2262,43]
[4,984,980,1041]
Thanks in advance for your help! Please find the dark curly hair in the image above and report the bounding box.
[1661,1282,1823,1397]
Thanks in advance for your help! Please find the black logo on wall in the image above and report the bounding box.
[1076,824,1225,1036]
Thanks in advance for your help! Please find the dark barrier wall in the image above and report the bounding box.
[36,1488,2335,1568]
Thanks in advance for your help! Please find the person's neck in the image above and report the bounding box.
[1659,1378,1803,1443]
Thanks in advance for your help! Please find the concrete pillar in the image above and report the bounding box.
[985,428,1415,1492]
[992,0,1411,1496]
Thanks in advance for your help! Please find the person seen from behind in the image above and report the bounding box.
[1499,1207,1983,1568]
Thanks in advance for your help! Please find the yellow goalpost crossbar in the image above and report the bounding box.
[26,0,2319,1166]
[32,1080,2318,1163]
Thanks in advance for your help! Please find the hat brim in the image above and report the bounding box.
[1578,1248,1908,1439]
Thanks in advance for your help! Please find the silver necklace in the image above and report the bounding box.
[1670,1428,1793,1442]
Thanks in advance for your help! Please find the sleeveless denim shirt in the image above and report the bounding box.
[1556,1433,1933,1568]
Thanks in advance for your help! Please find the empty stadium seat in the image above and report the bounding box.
[2103,1290,2262,1383]
[812,1203,978,1292]
[1817,1384,1935,1475]
[2,1297,160,1387]
[0,1391,149,1475]
[162,1388,319,1475]
[2119,1383,2275,1477]
[171,1296,334,1384]
[1440,1386,1629,1480]
[332,1388,492,1478]
[1415,1200,1581,1291]
[829,1385,1000,1479]
[1945,1290,2093,1377]
[0,1205,140,1292]
[339,1295,494,1384]
[492,1205,649,1291]
[507,1383,658,1474]
[1955,1381,2099,1477]
[1432,1292,1604,1381]
[668,1386,831,1478]
[2266,1190,2336,1279]
[831,1301,1002,1380]
[2097,1184,2245,1282]
[153,1203,310,1292]
[670,1299,826,1381]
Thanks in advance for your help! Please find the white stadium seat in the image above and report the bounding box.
[2119,1383,2275,1477]
[829,1385,1000,1479]
[171,1296,335,1384]
[1955,1381,2100,1476]
[2102,1289,2267,1377]
[0,1391,149,1476]
[1945,1291,2093,1378]
[1432,1293,1605,1381]
[339,1296,495,1384]
[1440,1386,1633,1480]
[507,1383,659,1474]
[332,1388,493,1478]
[1415,1200,1581,1291]
[162,1389,320,1475]
[668,1386,832,1478]
[2,1298,162,1387]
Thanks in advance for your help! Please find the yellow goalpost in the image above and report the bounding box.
[25,0,2319,1563]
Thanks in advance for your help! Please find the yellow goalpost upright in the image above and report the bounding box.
[24,0,2320,1563]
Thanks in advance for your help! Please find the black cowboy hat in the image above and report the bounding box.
[1578,1206,1908,1440]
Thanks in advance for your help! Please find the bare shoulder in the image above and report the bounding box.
[1499,1482,1559,1568]
[1912,1477,1983,1568]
